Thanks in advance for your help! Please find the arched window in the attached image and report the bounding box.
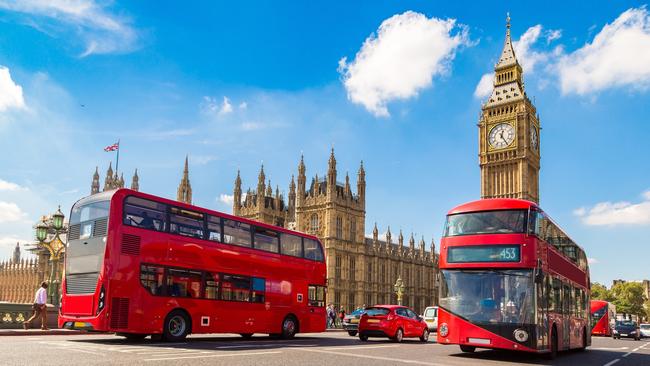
[336,216,343,239]
[310,213,319,232]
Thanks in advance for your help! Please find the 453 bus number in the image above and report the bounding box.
[499,247,518,260]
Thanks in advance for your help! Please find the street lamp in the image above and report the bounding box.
[31,207,68,307]
[35,220,48,242]
[52,206,64,230]
[394,277,405,306]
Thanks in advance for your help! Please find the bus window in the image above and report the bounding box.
[303,239,323,261]
[251,277,265,303]
[223,220,252,248]
[170,207,204,239]
[207,215,222,242]
[253,227,279,253]
[281,234,303,257]
[140,264,165,295]
[204,272,220,300]
[167,268,202,298]
[221,274,251,302]
[123,196,167,232]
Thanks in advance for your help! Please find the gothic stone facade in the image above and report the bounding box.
[234,150,438,313]
[479,15,541,203]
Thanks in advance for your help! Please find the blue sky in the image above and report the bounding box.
[0,1,649,286]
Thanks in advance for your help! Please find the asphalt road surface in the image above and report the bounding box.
[1,331,648,366]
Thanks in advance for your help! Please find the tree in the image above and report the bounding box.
[591,282,613,302]
[610,282,646,319]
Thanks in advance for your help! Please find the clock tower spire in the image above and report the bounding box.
[478,14,540,203]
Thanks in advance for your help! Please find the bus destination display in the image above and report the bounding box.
[447,245,520,263]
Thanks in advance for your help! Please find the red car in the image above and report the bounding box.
[358,305,430,343]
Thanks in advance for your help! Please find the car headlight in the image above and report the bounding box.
[439,323,449,337]
[513,329,529,342]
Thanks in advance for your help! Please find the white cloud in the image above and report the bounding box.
[241,121,264,131]
[546,29,562,44]
[574,190,650,226]
[239,102,248,110]
[219,194,234,206]
[201,96,235,117]
[339,11,470,117]
[474,73,494,99]
[587,257,598,264]
[0,66,25,111]
[0,201,27,223]
[0,236,32,252]
[0,179,25,191]
[0,0,138,56]
[219,96,233,115]
[558,7,650,95]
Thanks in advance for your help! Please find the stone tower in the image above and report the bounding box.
[103,163,114,192]
[12,243,20,263]
[91,167,100,194]
[479,14,540,203]
[234,165,287,227]
[177,156,192,204]
[131,169,139,191]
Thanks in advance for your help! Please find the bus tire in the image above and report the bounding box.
[546,326,558,360]
[281,315,298,339]
[240,333,253,339]
[163,309,191,342]
[460,345,475,353]
[579,327,587,351]
[392,328,403,343]
[117,333,147,342]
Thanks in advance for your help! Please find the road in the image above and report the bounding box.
[0,331,648,366]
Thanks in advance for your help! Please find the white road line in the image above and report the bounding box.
[64,348,106,356]
[603,359,620,366]
[143,350,282,362]
[323,345,400,351]
[293,348,448,366]
[136,350,208,355]
[140,351,214,357]
[622,352,631,358]
[592,347,629,350]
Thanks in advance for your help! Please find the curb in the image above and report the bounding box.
[0,329,88,336]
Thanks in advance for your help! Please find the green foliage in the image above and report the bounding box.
[591,282,613,302]
[610,282,646,318]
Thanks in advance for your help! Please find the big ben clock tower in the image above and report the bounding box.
[479,14,540,203]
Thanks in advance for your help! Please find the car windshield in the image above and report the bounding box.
[444,210,526,236]
[617,321,636,327]
[424,308,437,317]
[641,324,650,329]
[439,269,534,325]
[365,308,389,316]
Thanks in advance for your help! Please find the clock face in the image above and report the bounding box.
[531,128,539,150]
[488,123,515,149]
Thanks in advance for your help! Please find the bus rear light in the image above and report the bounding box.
[97,286,106,314]
[439,323,449,337]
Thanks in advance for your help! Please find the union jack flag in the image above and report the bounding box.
[104,142,119,152]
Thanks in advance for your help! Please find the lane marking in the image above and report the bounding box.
[293,348,448,366]
[622,352,631,358]
[592,347,629,350]
[63,348,106,356]
[603,360,620,366]
[323,345,400,351]
[136,350,210,355]
[143,350,281,361]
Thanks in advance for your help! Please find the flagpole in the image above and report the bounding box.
[115,139,120,176]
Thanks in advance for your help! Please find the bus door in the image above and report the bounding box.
[562,284,571,349]
[307,285,326,332]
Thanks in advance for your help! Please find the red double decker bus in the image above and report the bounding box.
[437,199,590,359]
[590,300,615,336]
[59,189,327,341]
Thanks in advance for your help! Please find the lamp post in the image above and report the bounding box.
[32,206,68,307]
[394,277,405,306]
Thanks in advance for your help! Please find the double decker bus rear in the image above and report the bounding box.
[437,199,590,358]
[591,300,615,336]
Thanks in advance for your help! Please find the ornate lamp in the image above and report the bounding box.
[52,206,65,230]
[394,277,405,306]
[35,220,48,242]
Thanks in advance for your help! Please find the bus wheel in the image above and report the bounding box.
[117,333,146,342]
[579,328,587,351]
[392,328,403,343]
[459,345,475,353]
[163,310,190,342]
[281,316,298,339]
[240,333,253,339]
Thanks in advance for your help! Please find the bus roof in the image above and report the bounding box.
[87,188,321,242]
[447,198,539,215]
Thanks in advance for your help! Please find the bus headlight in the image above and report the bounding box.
[513,329,529,342]
[439,323,449,337]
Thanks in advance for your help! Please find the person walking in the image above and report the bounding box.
[327,304,336,328]
[24,282,49,330]
[338,307,346,328]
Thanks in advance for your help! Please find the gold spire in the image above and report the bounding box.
[496,12,518,70]
[177,155,192,204]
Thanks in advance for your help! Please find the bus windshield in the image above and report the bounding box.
[444,210,526,236]
[439,269,534,324]
[71,200,110,224]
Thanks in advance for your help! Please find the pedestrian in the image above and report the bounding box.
[338,307,346,328]
[24,281,49,330]
[327,304,336,328]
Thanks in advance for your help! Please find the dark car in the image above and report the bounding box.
[342,309,365,336]
[358,305,429,343]
[613,320,641,340]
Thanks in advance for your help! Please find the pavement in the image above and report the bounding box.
[0,331,648,366]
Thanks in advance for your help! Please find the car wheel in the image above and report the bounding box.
[459,345,476,353]
[359,333,368,341]
[162,310,190,342]
[348,331,358,337]
[420,329,430,342]
[281,316,298,339]
[392,328,403,343]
